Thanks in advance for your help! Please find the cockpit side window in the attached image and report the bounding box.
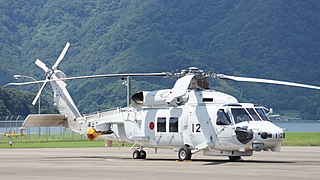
[255,108,270,121]
[231,108,252,124]
[216,109,231,125]
[246,108,261,121]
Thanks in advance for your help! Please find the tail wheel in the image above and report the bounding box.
[133,150,141,159]
[178,146,192,160]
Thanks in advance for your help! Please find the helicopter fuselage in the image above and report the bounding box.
[85,89,284,158]
[18,44,318,161]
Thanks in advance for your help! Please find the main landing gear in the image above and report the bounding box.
[178,145,192,160]
[133,149,147,159]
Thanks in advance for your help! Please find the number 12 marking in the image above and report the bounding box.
[192,123,201,133]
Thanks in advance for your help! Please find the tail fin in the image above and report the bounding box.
[50,75,81,120]
[30,43,82,121]
[29,43,83,132]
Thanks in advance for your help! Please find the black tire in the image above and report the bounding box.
[228,156,242,161]
[178,146,192,160]
[133,150,141,159]
[140,150,147,159]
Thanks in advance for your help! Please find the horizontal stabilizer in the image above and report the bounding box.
[22,114,67,127]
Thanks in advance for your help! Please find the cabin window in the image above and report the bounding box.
[216,109,231,125]
[231,108,252,124]
[169,117,179,132]
[157,117,166,132]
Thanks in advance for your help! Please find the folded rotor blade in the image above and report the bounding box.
[166,74,195,104]
[35,59,49,72]
[32,80,48,105]
[52,42,70,70]
[218,74,320,90]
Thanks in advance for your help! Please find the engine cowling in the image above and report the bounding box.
[132,89,188,106]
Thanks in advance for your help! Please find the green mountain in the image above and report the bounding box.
[0,87,57,116]
[1,0,320,119]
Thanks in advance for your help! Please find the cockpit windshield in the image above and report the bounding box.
[231,108,252,124]
[255,108,270,121]
[246,108,261,121]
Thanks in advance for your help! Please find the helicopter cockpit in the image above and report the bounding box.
[224,104,270,124]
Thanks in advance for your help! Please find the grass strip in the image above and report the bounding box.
[282,132,320,146]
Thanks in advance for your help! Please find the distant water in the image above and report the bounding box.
[273,120,320,132]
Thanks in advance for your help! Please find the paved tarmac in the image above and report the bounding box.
[0,146,319,180]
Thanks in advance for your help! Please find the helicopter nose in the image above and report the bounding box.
[249,122,285,151]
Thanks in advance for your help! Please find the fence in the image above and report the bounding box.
[0,116,87,144]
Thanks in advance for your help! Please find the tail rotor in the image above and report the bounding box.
[32,42,70,105]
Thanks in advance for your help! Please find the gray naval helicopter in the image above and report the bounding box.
[8,43,320,161]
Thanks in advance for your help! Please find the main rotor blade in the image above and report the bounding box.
[32,80,48,105]
[52,42,70,69]
[35,59,49,72]
[218,74,320,90]
[60,72,168,80]
[3,82,42,86]
[2,72,168,86]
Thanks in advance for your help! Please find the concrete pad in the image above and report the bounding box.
[0,146,319,180]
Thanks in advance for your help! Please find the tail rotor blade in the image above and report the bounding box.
[218,74,320,90]
[52,42,70,69]
[35,59,49,72]
[32,80,48,105]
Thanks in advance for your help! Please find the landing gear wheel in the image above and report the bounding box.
[133,150,141,159]
[140,150,147,159]
[178,146,192,160]
[228,156,242,161]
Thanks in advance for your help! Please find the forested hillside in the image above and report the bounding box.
[1,0,320,119]
[0,88,57,116]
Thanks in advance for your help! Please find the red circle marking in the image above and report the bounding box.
[149,122,155,130]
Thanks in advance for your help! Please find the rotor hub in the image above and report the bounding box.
[170,67,214,80]
[45,69,54,80]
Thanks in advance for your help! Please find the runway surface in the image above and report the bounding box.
[0,146,319,180]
